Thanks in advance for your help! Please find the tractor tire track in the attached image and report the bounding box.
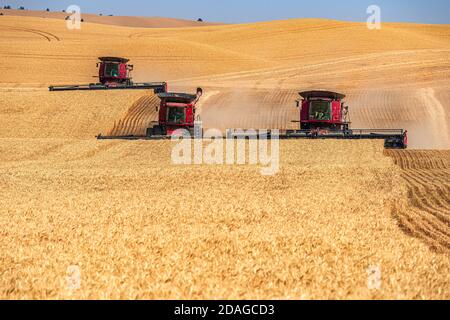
[0,25,60,41]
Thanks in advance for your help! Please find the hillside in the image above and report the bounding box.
[0,15,449,300]
[0,16,449,148]
[0,9,220,28]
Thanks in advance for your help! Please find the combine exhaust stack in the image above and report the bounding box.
[49,57,167,93]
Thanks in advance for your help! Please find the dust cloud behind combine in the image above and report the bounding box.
[0,13,449,299]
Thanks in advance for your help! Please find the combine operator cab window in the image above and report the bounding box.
[309,100,331,121]
[105,63,119,77]
[167,107,185,124]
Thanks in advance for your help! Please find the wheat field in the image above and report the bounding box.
[0,139,448,299]
[0,13,449,299]
[386,150,450,253]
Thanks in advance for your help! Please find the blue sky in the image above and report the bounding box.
[2,0,450,24]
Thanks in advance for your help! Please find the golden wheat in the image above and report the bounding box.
[386,150,450,253]
[0,139,448,299]
[0,15,449,300]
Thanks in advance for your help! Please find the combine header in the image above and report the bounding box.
[98,89,408,149]
[49,57,167,93]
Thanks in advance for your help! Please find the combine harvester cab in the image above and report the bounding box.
[147,88,203,138]
[97,57,133,86]
[285,90,408,149]
[49,57,167,93]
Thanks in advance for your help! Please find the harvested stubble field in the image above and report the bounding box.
[0,13,449,299]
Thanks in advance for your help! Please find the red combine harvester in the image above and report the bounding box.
[146,88,203,137]
[283,90,408,149]
[97,87,203,140]
[227,90,407,149]
[49,57,167,93]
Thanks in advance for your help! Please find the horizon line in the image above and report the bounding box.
[1,8,450,26]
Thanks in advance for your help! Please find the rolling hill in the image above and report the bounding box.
[0,14,448,300]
